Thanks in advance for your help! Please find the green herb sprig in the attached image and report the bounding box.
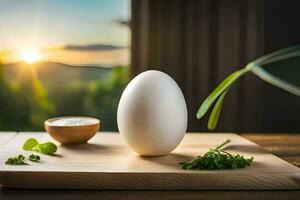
[180,140,253,170]
[5,154,28,165]
[197,45,300,130]
[23,138,57,155]
[28,154,41,162]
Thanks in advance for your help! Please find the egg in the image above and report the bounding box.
[117,70,188,156]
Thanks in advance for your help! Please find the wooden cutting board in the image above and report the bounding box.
[0,132,299,190]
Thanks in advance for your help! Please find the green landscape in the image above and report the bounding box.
[0,62,128,131]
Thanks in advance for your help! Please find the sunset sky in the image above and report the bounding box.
[0,0,130,66]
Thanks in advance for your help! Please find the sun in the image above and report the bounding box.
[20,48,41,64]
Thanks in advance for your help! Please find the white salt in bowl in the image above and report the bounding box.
[45,116,100,145]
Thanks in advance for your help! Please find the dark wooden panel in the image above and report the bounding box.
[131,0,264,132]
[262,0,300,133]
[131,0,150,74]
[214,0,242,130]
[241,0,264,132]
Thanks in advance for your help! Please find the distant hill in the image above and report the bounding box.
[0,61,128,131]
[2,62,119,87]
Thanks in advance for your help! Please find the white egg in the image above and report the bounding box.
[117,70,188,156]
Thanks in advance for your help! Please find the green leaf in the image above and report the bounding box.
[196,68,248,119]
[207,89,228,130]
[196,45,300,130]
[23,138,39,150]
[252,45,300,66]
[250,65,300,96]
[260,49,300,66]
[38,142,57,155]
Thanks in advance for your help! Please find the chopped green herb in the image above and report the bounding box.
[28,154,41,162]
[23,138,57,155]
[180,139,254,170]
[5,154,28,165]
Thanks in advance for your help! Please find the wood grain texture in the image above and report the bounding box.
[0,132,299,190]
[0,132,17,148]
[1,190,300,200]
[242,133,300,167]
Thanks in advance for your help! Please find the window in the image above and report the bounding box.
[0,0,130,131]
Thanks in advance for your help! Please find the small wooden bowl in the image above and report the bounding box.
[45,116,100,145]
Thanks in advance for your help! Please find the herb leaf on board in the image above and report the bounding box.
[38,142,57,155]
[28,154,41,162]
[23,138,57,155]
[23,138,39,150]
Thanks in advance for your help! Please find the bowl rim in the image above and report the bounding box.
[45,116,100,128]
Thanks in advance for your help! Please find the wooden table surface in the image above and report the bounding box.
[242,133,300,168]
[0,132,299,200]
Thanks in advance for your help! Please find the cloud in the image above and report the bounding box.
[116,19,131,27]
[63,44,126,52]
